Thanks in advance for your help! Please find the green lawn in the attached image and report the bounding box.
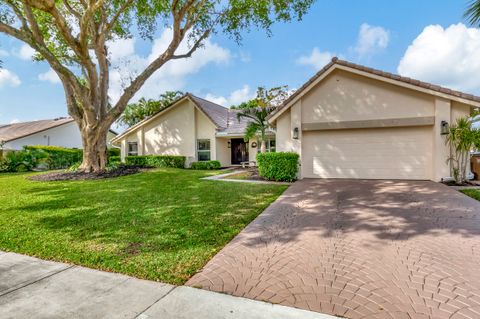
[0,169,287,284]
[460,189,480,201]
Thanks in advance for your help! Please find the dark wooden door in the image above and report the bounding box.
[231,138,249,164]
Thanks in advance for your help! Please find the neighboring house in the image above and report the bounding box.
[0,117,118,150]
[268,58,480,181]
[112,94,275,167]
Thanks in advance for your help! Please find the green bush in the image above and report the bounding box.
[108,156,121,165]
[108,148,120,157]
[190,160,221,170]
[0,149,48,172]
[124,155,186,168]
[256,152,299,182]
[24,145,82,169]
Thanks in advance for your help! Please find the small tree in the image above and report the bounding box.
[235,86,290,153]
[118,91,183,127]
[0,1,313,172]
[445,117,480,184]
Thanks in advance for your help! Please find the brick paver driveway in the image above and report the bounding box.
[187,179,480,319]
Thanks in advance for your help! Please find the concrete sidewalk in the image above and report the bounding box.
[0,251,338,319]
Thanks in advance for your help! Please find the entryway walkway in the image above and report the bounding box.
[187,179,480,319]
[0,251,337,319]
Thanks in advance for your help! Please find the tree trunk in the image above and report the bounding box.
[78,125,109,173]
[260,140,267,153]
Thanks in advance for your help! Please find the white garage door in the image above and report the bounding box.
[302,126,433,180]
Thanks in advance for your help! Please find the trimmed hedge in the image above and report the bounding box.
[24,145,82,169]
[190,160,221,170]
[124,155,186,168]
[108,148,120,157]
[108,156,121,165]
[256,152,299,182]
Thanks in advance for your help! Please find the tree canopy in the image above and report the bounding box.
[118,91,184,127]
[0,0,313,172]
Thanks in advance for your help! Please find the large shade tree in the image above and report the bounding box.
[0,0,313,172]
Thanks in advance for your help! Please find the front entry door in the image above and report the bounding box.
[231,138,249,164]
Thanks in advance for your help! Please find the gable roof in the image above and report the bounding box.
[0,117,75,143]
[187,94,229,128]
[112,93,233,143]
[268,57,480,123]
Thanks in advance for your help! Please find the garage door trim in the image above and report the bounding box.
[302,116,435,131]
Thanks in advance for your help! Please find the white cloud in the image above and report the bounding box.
[107,38,135,62]
[398,23,480,92]
[296,48,335,70]
[354,23,390,57]
[205,85,255,107]
[10,119,20,124]
[38,68,61,84]
[108,29,231,103]
[0,69,21,87]
[18,44,35,60]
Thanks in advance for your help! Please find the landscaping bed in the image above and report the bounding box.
[28,166,144,181]
[0,168,287,284]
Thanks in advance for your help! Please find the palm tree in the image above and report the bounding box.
[465,0,480,25]
[235,86,290,153]
[236,105,276,153]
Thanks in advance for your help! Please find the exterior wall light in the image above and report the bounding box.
[293,127,299,139]
[440,121,449,135]
[227,141,231,148]
[251,142,257,148]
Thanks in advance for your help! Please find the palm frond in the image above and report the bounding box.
[465,0,480,26]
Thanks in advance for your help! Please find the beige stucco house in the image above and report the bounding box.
[113,58,480,182]
[112,94,274,167]
[268,58,480,181]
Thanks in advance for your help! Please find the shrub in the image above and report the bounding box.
[108,156,121,165]
[108,148,120,157]
[190,160,221,170]
[124,155,186,168]
[24,145,82,169]
[0,149,48,172]
[256,152,299,182]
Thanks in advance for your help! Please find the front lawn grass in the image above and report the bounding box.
[460,189,480,201]
[0,169,287,284]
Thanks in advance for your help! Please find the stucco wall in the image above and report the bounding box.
[301,69,435,124]
[140,99,196,163]
[276,111,291,152]
[5,121,83,150]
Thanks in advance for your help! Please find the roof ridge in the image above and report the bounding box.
[332,58,480,102]
[268,57,480,121]
[187,93,229,110]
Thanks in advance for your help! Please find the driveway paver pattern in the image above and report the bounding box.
[187,179,480,319]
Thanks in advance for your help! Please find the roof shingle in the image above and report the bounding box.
[0,117,74,142]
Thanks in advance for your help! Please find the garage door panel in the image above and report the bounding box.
[303,127,433,180]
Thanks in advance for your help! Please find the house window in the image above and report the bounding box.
[257,139,276,153]
[128,142,138,156]
[197,139,211,161]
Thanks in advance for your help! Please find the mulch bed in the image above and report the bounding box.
[442,180,480,187]
[28,166,144,182]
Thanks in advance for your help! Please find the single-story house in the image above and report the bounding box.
[111,94,275,167]
[0,117,118,150]
[268,58,479,181]
[113,58,480,181]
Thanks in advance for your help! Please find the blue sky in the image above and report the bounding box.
[0,0,478,126]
